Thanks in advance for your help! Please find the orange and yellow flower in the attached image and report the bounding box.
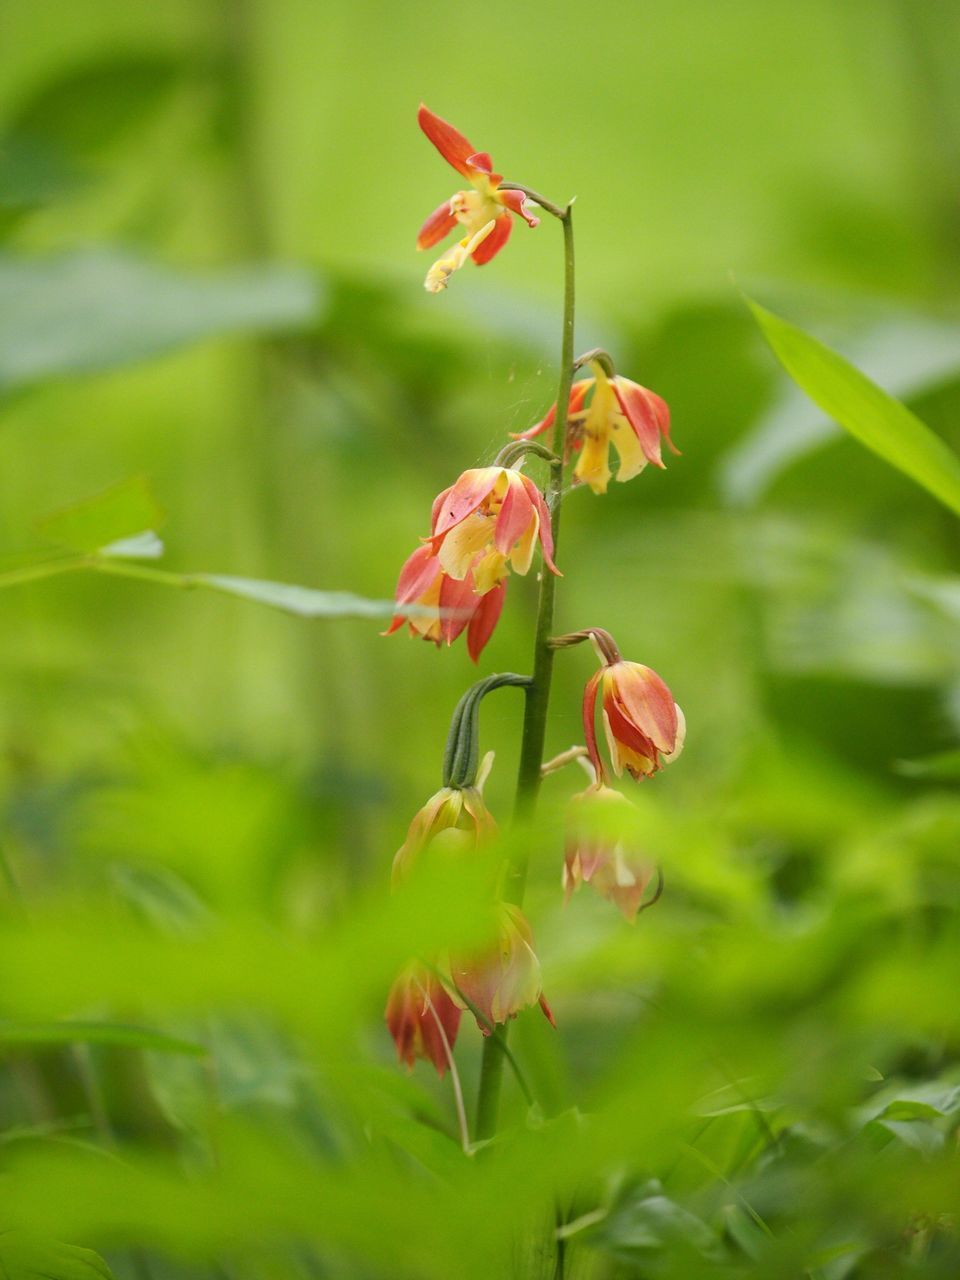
[430,466,559,583]
[383,543,507,663]
[417,104,539,291]
[584,659,685,781]
[514,360,677,494]
[385,962,462,1077]
[451,902,555,1033]
[564,783,658,922]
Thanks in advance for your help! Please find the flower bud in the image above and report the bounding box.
[385,963,461,1076]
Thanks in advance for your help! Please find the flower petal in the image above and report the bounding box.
[497,186,540,229]
[439,569,481,643]
[467,578,506,662]
[612,378,672,468]
[418,104,480,179]
[521,475,560,575]
[431,468,501,541]
[416,199,458,250]
[494,473,535,555]
[582,670,605,783]
[470,212,512,265]
[610,663,678,754]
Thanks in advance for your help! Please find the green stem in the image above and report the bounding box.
[475,204,575,1142]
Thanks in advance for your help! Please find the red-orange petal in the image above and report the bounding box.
[418,104,480,179]
[470,212,512,265]
[494,474,534,554]
[511,401,555,442]
[497,186,540,229]
[612,378,674,468]
[416,200,457,250]
[439,570,480,644]
[467,578,506,662]
[431,468,501,542]
[610,664,678,753]
[521,475,560,576]
[582,670,605,784]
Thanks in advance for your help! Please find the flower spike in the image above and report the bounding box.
[417,105,539,290]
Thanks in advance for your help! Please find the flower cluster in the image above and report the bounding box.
[386,754,552,1075]
[384,107,687,1083]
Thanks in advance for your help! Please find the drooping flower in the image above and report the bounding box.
[430,466,560,582]
[514,360,677,494]
[417,104,539,291]
[391,751,497,886]
[450,902,555,1033]
[584,659,685,781]
[385,962,462,1076]
[383,543,507,663]
[564,783,659,922]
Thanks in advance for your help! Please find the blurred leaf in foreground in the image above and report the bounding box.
[0,1230,114,1280]
[36,476,163,555]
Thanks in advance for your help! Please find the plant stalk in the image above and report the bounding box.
[474,204,575,1142]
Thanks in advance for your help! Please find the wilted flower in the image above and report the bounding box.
[417,104,539,291]
[514,360,676,494]
[391,751,497,886]
[585,659,685,781]
[385,962,462,1076]
[430,466,559,582]
[564,783,658,922]
[383,543,507,663]
[451,902,555,1033]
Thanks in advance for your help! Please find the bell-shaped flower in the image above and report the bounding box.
[385,962,462,1077]
[564,783,658,922]
[430,466,559,582]
[391,751,497,886]
[383,543,506,663]
[451,902,555,1033]
[585,660,685,781]
[416,105,539,290]
[514,360,676,494]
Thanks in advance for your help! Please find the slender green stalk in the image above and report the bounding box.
[475,204,575,1142]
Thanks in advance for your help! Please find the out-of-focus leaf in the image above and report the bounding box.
[594,1181,719,1259]
[895,749,960,780]
[724,313,960,504]
[746,297,960,517]
[98,531,164,560]
[195,574,402,619]
[0,1019,204,1056]
[5,53,185,160]
[0,135,85,213]
[37,477,162,554]
[0,250,322,390]
[0,1230,114,1279]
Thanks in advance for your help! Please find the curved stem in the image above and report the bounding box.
[442,674,532,789]
[474,203,576,1141]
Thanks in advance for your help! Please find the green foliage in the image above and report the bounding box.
[747,297,960,518]
[2,2,960,1278]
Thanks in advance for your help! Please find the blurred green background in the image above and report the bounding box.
[2,0,960,1276]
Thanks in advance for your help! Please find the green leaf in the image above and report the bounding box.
[0,250,322,390]
[0,1230,114,1280]
[37,477,163,554]
[195,574,402,619]
[0,1019,204,1056]
[746,296,960,518]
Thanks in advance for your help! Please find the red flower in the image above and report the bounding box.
[584,659,685,781]
[383,544,506,663]
[385,962,462,1076]
[514,360,677,494]
[417,105,539,291]
[564,783,658,922]
[451,902,555,1033]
